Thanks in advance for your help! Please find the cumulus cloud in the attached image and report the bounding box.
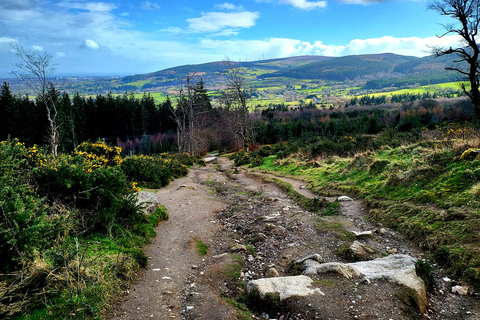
[198,35,462,62]
[279,0,327,9]
[31,45,43,51]
[338,0,390,4]
[187,11,260,33]
[0,37,16,44]
[58,2,117,12]
[214,3,245,11]
[83,39,99,49]
[141,1,160,10]
[161,27,184,34]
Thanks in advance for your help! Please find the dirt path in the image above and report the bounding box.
[111,164,236,319]
[111,157,480,320]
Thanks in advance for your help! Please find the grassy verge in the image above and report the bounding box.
[252,129,480,288]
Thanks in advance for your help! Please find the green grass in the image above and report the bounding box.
[195,239,209,256]
[255,135,480,288]
[369,81,466,97]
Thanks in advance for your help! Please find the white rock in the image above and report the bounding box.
[350,230,373,238]
[230,244,247,252]
[294,254,326,265]
[302,254,427,313]
[203,157,217,163]
[338,195,354,201]
[247,275,324,300]
[452,285,469,295]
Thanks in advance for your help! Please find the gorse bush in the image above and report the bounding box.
[0,139,181,319]
[74,140,123,168]
[121,153,196,189]
[0,139,66,273]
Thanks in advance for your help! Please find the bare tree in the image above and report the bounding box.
[219,58,256,150]
[171,75,211,154]
[429,0,480,119]
[11,43,60,155]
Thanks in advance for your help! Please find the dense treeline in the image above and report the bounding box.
[347,91,462,107]
[0,81,232,154]
[256,97,474,145]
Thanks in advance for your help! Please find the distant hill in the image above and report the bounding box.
[259,53,417,81]
[115,53,461,91]
[118,55,334,88]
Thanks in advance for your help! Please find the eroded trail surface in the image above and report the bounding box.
[111,157,479,320]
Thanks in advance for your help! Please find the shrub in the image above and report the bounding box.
[74,140,123,167]
[0,139,66,272]
[121,155,171,188]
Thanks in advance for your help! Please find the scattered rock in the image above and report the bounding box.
[350,230,374,238]
[378,228,388,235]
[294,254,326,265]
[265,267,280,277]
[452,285,470,296]
[338,195,354,201]
[230,244,247,252]
[204,156,218,163]
[247,275,324,300]
[388,248,398,254]
[349,240,376,260]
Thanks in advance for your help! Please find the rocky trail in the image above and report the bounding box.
[110,157,480,320]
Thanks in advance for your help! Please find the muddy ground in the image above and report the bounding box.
[110,157,480,320]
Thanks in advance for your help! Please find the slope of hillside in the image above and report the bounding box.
[259,53,418,81]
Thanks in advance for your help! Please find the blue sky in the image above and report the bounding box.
[0,0,461,77]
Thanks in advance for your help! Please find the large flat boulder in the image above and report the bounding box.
[247,275,324,300]
[302,254,427,313]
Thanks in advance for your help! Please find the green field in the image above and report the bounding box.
[369,82,466,97]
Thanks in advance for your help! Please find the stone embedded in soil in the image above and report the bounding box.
[247,275,324,300]
[349,240,376,260]
[302,254,427,313]
[338,195,354,201]
[230,244,247,252]
[294,254,326,265]
[136,191,159,215]
[350,230,374,238]
[452,285,470,296]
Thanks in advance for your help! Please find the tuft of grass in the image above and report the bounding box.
[224,297,254,320]
[195,239,209,256]
[223,254,243,279]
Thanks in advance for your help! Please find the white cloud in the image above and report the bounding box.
[58,2,117,12]
[84,39,99,49]
[0,37,17,44]
[212,29,240,37]
[214,3,245,11]
[187,11,260,33]
[279,0,327,9]
[339,0,410,4]
[56,52,66,57]
[161,27,184,34]
[141,1,161,10]
[120,12,130,16]
[31,45,43,51]
[197,35,463,62]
